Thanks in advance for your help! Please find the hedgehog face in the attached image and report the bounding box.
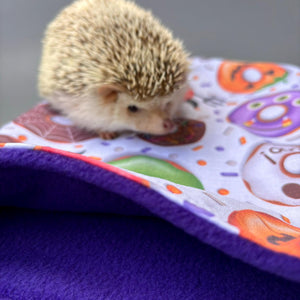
[111,90,184,135]
[96,81,188,135]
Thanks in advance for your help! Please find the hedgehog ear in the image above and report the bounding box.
[98,85,124,102]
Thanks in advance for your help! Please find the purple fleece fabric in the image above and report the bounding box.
[0,208,300,300]
[1,147,300,287]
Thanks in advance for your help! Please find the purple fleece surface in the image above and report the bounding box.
[1,147,300,284]
[0,208,300,300]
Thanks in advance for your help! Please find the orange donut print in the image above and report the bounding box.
[228,210,300,258]
[218,61,287,94]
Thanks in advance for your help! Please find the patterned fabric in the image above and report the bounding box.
[1,57,300,264]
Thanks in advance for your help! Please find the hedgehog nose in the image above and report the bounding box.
[163,119,176,131]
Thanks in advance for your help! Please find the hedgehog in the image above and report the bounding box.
[38,0,190,139]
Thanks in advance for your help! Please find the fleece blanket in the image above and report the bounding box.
[0,57,300,298]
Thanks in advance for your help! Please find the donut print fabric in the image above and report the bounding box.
[1,57,300,282]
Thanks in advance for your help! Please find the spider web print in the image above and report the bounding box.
[13,104,97,143]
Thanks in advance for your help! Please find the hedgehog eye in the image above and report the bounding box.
[128,105,139,113]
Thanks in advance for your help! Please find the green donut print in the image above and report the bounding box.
[108,155,204,189]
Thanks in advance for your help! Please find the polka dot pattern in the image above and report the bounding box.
[167,185,183,194]
[218,189,230,196]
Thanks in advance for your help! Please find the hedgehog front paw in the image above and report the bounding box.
[98,131,119,140]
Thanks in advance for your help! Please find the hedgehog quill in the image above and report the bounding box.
[39,0,191,139]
